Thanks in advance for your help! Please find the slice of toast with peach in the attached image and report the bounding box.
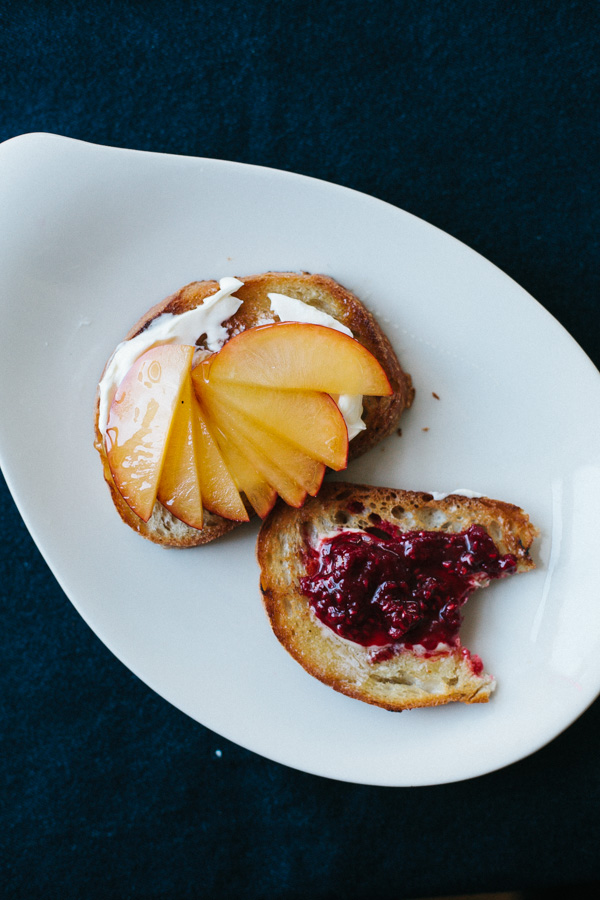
[94,272,414,546]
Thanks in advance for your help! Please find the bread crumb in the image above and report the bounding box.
[422,427,429,432]
[432,392,440,399]
[396,428,402,436]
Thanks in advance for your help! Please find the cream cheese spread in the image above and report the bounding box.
[97,277,244,436]
[267,291,366,440]
[429,489,484,501]
[267,292,353,336]
[98,278,367,441]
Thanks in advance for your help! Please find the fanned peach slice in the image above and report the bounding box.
[199,385,326,497]
[156,378,204,530]
[198,389,309,508]
[193,399,249,522]
[205,422,277,519]
[207,322,393,396]
[190,376,348,471]
[106,344,193,521]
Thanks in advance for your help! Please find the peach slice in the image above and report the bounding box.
[193,399,250,522]
[207,322,393,396]
[201,386,326,496]
[205,421,277,519]
[106,344,193,522]
[198,387,311,508]
[156,378,204,530]
[190,375,348,471]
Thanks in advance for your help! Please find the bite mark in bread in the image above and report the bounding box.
[257,483,538,710]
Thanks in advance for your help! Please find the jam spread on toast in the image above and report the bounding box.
[300,523,517,650]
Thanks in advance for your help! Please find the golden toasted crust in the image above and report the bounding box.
[257,483,538,710]
[95,273,414,546]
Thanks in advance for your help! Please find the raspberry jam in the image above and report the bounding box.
[300,524,517,651]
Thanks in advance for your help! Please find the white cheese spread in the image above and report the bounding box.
[97,278,367,441]
[429,489,484,501]
[267,292,353,336]
[267,292,366,440]
[98,277,244,435]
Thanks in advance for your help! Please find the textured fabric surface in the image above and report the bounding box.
[1,1,599,898]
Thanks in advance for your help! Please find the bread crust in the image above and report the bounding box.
[94,273,414,546]
[257,482,538,710]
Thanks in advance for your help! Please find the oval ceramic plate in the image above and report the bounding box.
[1,133,599,786]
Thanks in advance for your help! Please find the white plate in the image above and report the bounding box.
[1,133,599,786]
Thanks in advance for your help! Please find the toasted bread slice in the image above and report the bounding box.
[257,483,538,710]
[95,273,414,546]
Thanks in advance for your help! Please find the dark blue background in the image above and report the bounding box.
[1,2,599,898]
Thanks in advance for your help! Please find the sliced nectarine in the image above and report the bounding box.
[198,395,308,509]
[156,378,204,530]
[199,386,326,497]
[206,322,392,396]
[105,344,193,522]
[205,422,277,519]
[106,319,388,526]
[193,399,249,522]
[190,375,348,471]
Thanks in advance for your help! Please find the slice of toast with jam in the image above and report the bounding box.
[257,482,538,710]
